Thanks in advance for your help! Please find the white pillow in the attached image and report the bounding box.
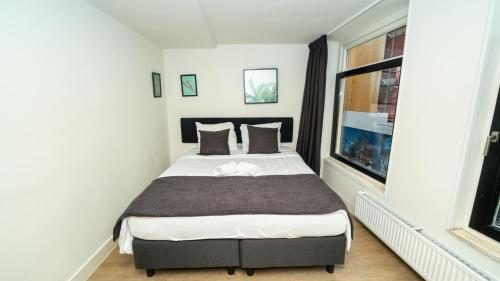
[240,122,282,153]
[195,122,238,153]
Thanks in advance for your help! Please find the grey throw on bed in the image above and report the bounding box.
[113,174,352,241]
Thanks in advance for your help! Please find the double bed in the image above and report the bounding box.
[113,117,352,277]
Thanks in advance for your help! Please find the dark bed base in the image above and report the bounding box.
[132,235,346,277]
[133,238,240,276]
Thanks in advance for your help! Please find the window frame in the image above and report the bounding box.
[468,87,500,242]
[339,19,407,72]
[468,156,500,243]
[330,56,403,183]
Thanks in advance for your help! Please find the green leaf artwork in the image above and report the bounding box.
[244,69,278,104]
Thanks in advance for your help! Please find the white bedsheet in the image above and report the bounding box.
[118,147,351,254]
[159,148,314,177]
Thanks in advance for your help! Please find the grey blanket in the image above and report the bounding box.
[113,174,351,241]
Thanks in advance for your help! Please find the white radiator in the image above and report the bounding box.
[354,191,492,281]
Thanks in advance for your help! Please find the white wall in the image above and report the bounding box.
[164,45,308,162]
[0,1,169,280]
[447,0,500,232]
[322,0,500,278]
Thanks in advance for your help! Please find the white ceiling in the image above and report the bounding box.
[87,0,377,48]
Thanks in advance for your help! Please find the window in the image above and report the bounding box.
[331,26,406,183]
[469,87,500,242]
[346,25,406,70]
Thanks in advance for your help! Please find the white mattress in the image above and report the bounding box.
[118,147,351,254]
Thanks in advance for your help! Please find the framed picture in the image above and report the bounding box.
[151,72,162,98]
[243,68,278,104]
[180,74,198,97]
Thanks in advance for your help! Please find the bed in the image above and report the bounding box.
[113,117,352,277]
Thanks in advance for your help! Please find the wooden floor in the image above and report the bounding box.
[89,219,423,281]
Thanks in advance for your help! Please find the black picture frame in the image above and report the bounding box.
[330,57,403,183]
[180,74,198,97]
[152,72,162,98]
[243,68,278,104]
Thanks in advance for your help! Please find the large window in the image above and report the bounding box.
[331,26,406,183]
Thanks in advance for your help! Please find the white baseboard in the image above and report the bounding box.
[68,236,116,281]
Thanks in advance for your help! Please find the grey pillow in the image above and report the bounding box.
[199,129,230,155]
[247,126,279,154]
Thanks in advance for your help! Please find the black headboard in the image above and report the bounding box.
[181,117,293,143]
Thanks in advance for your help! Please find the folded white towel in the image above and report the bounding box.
[213,162,238,176]
[237,162,261,176]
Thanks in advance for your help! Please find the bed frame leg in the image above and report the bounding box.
[226,267,235,275]
[325,265,334,273]
[146,269,156,277]
[246,268,255,276]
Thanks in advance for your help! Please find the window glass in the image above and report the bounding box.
[385,26,406,59]
[346,26,406,69]
[335,66,401,178]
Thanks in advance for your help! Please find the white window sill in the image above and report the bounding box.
[322,157,386,194]
[449,227,500,262]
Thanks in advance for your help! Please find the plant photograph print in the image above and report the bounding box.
[244,68,278,104]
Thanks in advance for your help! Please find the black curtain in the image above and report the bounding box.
[296,35,328,174]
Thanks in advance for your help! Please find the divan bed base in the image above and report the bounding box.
[132,235,346,277]
[133,238,240,277]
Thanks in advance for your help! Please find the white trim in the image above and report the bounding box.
[334,78,346,152]
[327,0,384,36]
[449,227,500,262]
[68,237,116,281]
[343,16,407,50]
